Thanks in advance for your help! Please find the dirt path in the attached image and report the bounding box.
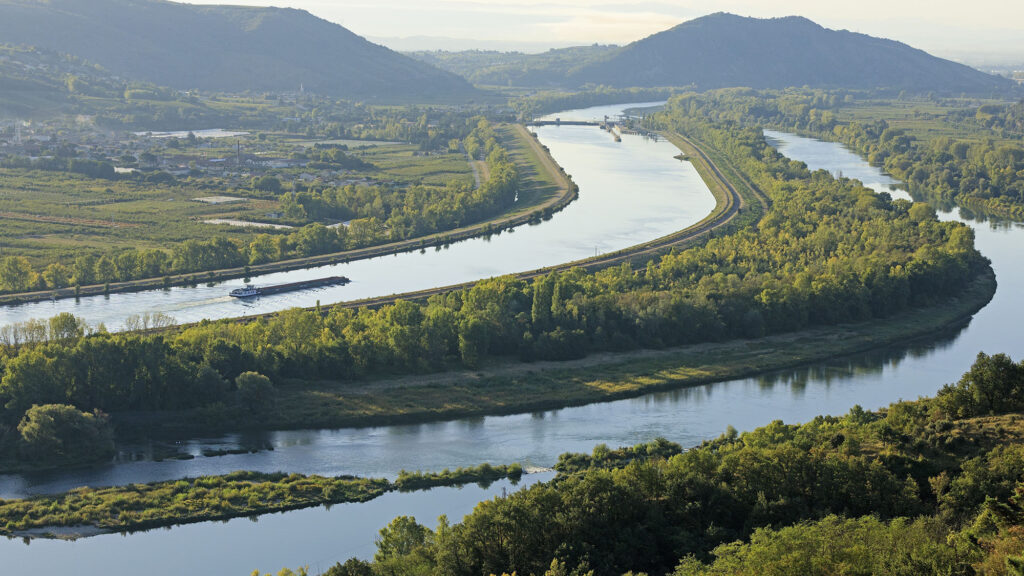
[468,153,483,189]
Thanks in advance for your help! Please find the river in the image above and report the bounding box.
[0,103,712,331]
[2,109,1022,575]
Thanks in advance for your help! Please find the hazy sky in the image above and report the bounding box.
[180,0,1024,61]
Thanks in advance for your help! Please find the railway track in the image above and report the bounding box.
[129,127,767,334]
[255,130,767,318]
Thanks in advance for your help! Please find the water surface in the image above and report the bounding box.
[1,104,712,331]
[1,121,1021,576]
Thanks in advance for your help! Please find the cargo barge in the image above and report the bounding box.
[230,276,350,298]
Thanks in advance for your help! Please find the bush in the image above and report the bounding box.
[235,372,274,413]
[17,404,114,463]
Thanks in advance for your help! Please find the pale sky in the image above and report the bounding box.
[180,0,1024,62]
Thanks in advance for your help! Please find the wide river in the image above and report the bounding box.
[0,104,710,331]
[2,107,1023,575]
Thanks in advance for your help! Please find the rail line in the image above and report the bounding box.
[242,130,768,319]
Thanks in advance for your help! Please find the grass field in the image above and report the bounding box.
[0,136,475,269]
[832,98,1021,144]
[0,122,578,303]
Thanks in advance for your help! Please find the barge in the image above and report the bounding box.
[230,276,350,298]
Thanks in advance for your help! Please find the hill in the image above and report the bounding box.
[0,0,475,102]
[0,44,128,116]
[408,45,618,87]
[567,13,1014,94]
[414,13,1015,95]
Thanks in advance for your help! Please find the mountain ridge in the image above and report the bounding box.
[566,13,1013,93]
[0,0,476,101]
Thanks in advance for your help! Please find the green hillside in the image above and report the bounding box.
[416,13,1016,95]
[0,0,476,102]
[568,13,1014,94]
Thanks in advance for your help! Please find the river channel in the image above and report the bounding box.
[2,109,1023,575]
[0,103,711,331]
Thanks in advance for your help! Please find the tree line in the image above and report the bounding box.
[0,118,520,294]
[656,88,1024,219]
[0,101,987,463]
[304,352,1024,576]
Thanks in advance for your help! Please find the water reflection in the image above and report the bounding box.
[1,129,1010,503]
[0,107,714,331]
[0,474,552,576]
[2,124,1022,576]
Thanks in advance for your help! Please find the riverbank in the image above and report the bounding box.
[129,266,995,437]
[161,128,751,325]
[0,463,523,540]
[0,124,576,307]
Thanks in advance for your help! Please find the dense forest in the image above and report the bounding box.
[0,99,988,465]
[295,352,1024,576]
[651,89,1024,218]
[0,118,519,294]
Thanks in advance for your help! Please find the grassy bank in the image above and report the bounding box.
[134,266,995,437]
[207,128,750,319]
[0,463,523,539]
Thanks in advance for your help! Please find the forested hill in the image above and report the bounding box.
[0,44,129,116]
[0,0,476,102]
[568,13,1013,94]
[408,45,619,87]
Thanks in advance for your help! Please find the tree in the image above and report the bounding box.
[73,254,98,285]
[374,516,431,562]
[248,234,277,265]
[937,352,1024,418]
[323,559,374,576]
[236,371,274,413]
[95,255,117,284]
[0,256,36,292]
[253,175,283,193]
[17,404,114,463]
[41,262,72,289]
[48,312,86,341]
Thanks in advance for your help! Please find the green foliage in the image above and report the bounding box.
[555,437,682,474]
[0,463,526,536]
[235,371,274,413]
[0,257,36,292]
[16,404,113,464]
[375,516,432,563]
[0,471,389,535]
[322,559,373,576]
[0,117,520,294]
[304,353,1024,576]
[661,88,1024,219]
[937,352,1024,418]
[0,101,987,451]
[674,516,976,576]
[394,463,523,491]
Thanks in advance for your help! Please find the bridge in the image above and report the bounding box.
[525,119,658,139]
[525,120,603,127]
